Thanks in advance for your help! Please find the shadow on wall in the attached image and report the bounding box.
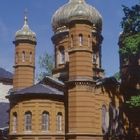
[97,77,140,140]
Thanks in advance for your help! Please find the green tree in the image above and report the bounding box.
[120,4,140,55]
[126,95,140,108]
[113,72,120,81]
[120,3,140,108]
[38,52,54,80]
[119,33,140,55]
[121,4,140,34]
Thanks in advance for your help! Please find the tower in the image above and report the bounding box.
[13,15,36,90]
[52,0,104,139]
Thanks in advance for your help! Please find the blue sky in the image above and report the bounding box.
[0,0,138,77]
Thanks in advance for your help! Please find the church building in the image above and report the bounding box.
[8,0,124,140]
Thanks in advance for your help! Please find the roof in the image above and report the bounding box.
[0,103,9,129]
[0,68,13,80]
[95,77,120,86]
[15,16,36,42]
[11,83,64,96]
[43,76,64,86]
[52,0,102,32]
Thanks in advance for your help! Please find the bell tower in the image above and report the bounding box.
[13,15,36,90]
[52,0,104,139]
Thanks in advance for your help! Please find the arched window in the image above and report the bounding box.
[92,51,97,64]
[56,112,62,131]
[109,103,119,133]
[22,51,25,62]
[71,35,74,47]
[42,111,49,131]
[15,52,18,63]
[29,52,32,63]
[102,105,109,134]
[59,47,65,64]
[24,111,32,131]
[88,35,90,47]
[12,112,17,133]
[79,34,83,46]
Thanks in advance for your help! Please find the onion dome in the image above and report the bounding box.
[52,0,102,32]
[15,16,36,42]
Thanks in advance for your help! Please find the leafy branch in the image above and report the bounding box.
[126,95,140,108]
[119,33,140,55]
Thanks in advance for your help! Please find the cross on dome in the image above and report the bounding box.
[24,9,28,26]
[15,11,36,42]
[69,0,85,3]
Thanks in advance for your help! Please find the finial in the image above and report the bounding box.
[24,9,28,25]
[69,0,85,3]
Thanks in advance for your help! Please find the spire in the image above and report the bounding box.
[24,9,28,26]
[15,11,36,42]
[69,0,85,3]
[24,15,28,26]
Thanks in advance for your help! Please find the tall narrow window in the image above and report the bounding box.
[24,111,32,131]
[88,35,90,47]
[59,47,65,64]
[56,112,62,131]
[42,111,49,131]
[15,52,18,63]
[12,112,17,133]
[22,51,25,62]
[93,52,97,64]
[102,105,109,134]
[79,34,83,46]
[29,52,32,63]
[71,35,74,47]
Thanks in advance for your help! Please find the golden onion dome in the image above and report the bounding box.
[15,16,36,42]
[52,0,102,32]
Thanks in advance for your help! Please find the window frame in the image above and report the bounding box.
[12,112,17,133]
[24,111,32,132]
[29,52,32,63]
[42,111,50,132]
[59,47,65,64]
[22,51,26,62]
[56,112,62,132]
[79,34,83,46]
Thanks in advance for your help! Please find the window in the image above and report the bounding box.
[93,52,97,64]
[59,47,65,64]
[102,105,109,134]
[42,111,49,131]
[71,35,74,47]
[56,112,62,131]
[79,34,83,46]
[109,103,119,133]
[29,52,32,63]
[12,112,17,133]
[22,51,25,62]
[88,35,90,47]
[24,111,32,131]
[15,52,18,63]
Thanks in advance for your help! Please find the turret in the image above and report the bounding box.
[52,0,104,139]
[13,15,36,90]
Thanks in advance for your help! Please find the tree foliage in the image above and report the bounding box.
[121,4,140,34]
[120,4,140,55]
[38,52,54,80]
[119,33,140,55]
[120,3,140,108]
[113,72,120,81]
[126,95,140,108]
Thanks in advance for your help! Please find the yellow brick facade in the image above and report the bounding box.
[9,1,122,140]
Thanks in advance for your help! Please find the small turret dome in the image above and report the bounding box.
[52,0,102,32]
[15,16,36,42]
